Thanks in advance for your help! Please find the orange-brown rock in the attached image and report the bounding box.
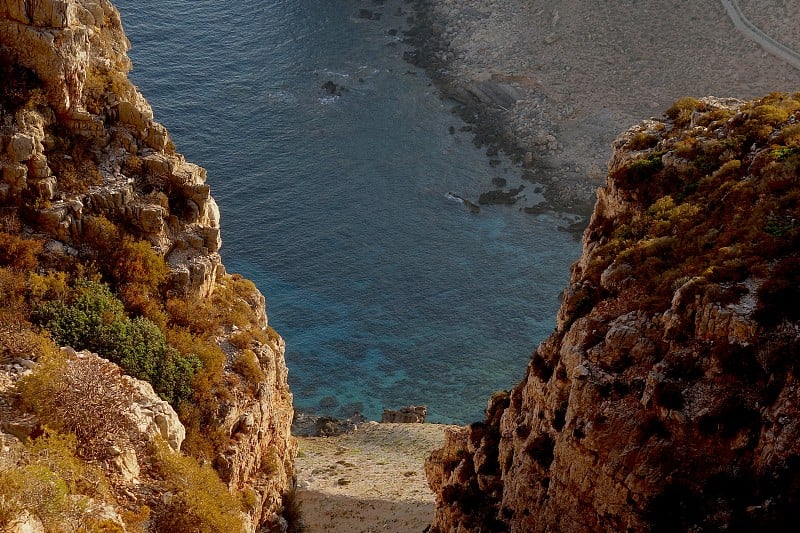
[426,94,800,532]
[0,1,295,530]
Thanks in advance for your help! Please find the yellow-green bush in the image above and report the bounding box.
[779,123,800,146]
[32,279,200,406]
[0,232,42,272]
[28,271,69,303]
[0,431,111,530]
[150,440,247,533]
[232,349,266,388]
[82,215,121,255]
[0,463,71,527]
[666,96,701,126]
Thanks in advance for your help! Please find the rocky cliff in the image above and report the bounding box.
[0,1,294,531]
[426,93,800,532]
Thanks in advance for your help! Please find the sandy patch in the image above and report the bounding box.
[294,422,455,532]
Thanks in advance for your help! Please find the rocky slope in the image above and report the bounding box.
[0,1,294,530]
[426,93,800,531]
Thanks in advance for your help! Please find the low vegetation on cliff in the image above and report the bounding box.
[427,93,800,532]
[1,0,295,530]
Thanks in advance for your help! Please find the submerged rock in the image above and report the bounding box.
[478,185,524,205]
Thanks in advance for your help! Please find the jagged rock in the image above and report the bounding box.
[0,2,295,530]
[206,334,295,527]
[6,133,35,162]
[3,511,45,533]
[123,371,185,452]
[382,405,427,423]
[427,95,800,532]
[477,185,524,205]
[2,163,27,191]
[0,0,223,298]
[291,411,364,437]
[117,99,151,130]
[108,445,140,483]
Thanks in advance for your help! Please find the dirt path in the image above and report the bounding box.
[721,0,800,70]
[294,423,455,533]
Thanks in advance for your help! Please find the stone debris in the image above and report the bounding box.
[382,405,427,423]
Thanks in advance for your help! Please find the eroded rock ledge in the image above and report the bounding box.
[0,1,295,530]
[0,0,221,298]
[426,94,800,532]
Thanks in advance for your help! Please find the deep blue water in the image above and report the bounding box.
[115,0,582,424]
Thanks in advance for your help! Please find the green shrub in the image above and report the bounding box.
[33,279,200,406]
[611,153,664,188]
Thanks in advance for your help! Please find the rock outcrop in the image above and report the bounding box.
[382,405,428,423]
[0,0,221,298]
[426,94,800,532]
[0,1,295,531]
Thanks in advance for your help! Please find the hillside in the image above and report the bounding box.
[0,1,294,531]
[406,0,800,212]
[425,93,800,531]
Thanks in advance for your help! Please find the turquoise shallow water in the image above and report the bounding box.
[115,0,582,424]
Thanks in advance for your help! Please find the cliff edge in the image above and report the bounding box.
[0,1,294,531]
[426,93,800,532]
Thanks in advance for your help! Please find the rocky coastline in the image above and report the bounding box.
[0,1,294,530]
[402,0,800,216]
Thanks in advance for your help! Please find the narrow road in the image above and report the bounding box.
[720,0,800,71]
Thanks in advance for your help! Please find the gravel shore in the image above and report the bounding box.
[294,423,456,532]
[405,0,800,211]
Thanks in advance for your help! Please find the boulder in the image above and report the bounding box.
[124,375,185,452]
[381,405,427,423]
[3,511,44,533]
[7,133,36,163]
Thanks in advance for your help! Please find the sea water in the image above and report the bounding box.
[115,0,583,424]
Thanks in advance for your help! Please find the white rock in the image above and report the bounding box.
[7,134,35,163]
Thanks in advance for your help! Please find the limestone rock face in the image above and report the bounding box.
[123,371,186,453]
[2,511,45,533]
[0,0,221,298]
[0,1,296,530]
[426,95,800,532]
[213,333,296,529]
[58,348,184,474]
